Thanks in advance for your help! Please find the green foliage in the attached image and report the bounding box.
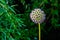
[0,0,24,40]
[0,0,59,40]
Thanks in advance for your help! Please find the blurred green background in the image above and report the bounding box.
[0,0,59,40]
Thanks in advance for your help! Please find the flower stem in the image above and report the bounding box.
[38,23,41,40]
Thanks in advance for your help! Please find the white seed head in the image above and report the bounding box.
[30,8,46,24]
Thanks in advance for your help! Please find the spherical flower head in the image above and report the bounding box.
[30,8,46,24]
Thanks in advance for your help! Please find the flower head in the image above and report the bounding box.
[30,8,46,24]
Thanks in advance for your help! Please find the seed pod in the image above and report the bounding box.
[30,8,46,24]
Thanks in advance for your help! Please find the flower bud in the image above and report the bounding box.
[30,8,46,24]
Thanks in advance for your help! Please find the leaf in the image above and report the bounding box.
[8,6,16,13]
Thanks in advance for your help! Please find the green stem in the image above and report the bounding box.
[38,23,41,40]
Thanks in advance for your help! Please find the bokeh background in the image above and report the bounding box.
[0,0,59,40]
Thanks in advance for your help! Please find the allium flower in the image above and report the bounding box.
[30,8,46,24]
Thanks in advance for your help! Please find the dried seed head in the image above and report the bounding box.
[30,8,46,24]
